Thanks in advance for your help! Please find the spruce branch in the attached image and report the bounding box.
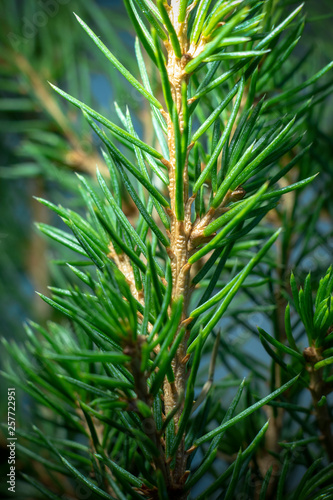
[2,1,333,499]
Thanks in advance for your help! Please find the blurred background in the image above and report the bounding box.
[0,0,332,497]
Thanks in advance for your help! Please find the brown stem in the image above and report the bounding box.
[27,179,50,320]
[108,243,144,304]
[125,338,171,490]
[161,2,193,494]
[304,347,333,461]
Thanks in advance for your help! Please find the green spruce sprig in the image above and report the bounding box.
[2,1,333,499]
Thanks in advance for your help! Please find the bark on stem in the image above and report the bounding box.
[304,346,333,461]
[162,1,193,493]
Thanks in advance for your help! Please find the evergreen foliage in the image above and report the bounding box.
[1,1,333,499]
